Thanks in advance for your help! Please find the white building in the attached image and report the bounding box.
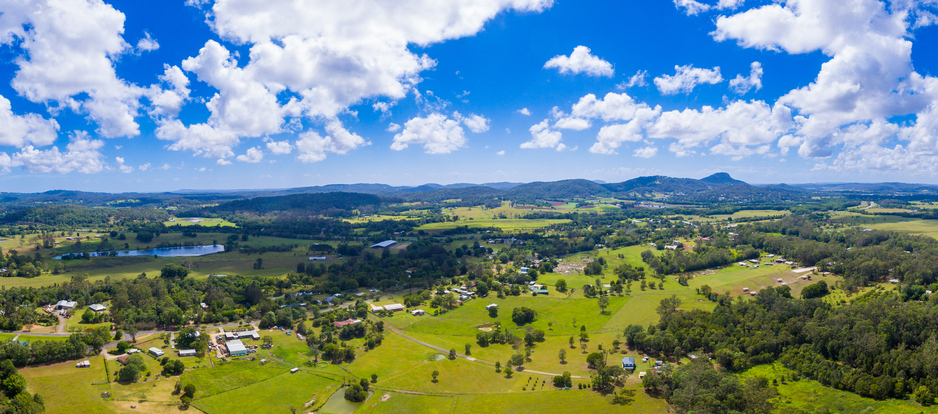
[55,300,77,310]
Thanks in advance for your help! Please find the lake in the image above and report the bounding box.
[55,244,225,259]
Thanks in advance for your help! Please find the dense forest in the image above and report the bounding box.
[0,205,170,227]
[196,192,385,217]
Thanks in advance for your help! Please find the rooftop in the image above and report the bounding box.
[371,240,397,248]
[227,339,247,354]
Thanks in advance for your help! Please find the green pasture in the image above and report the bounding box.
[11,334,70,343]
[343,215,420,224]
[416,219,570,231]
[859,218,938,240]
[164,217,237,227]
[20,357,113,414]
[194,371,342,414]
[711,209,791,221]
[357,384,669,414]
[402,294,628,338]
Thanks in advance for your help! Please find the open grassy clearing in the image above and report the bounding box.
[416,218,570,231]
[20,357,114,414]
[357,384,668,414]
[377,353,525,394]
[401,294,628,338]
[12,334,70,343]
[164,217,237,227]
[741,363,936,413]
[911,201,938,210]
[343,214,421,224]
[710,209,791,221]
[194,370,341,414]
[441,202,551,220]
[858,218,938,240]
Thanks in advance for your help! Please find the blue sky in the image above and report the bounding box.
[2,0,938,192]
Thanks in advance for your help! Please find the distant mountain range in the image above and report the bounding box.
[4,173,938,212]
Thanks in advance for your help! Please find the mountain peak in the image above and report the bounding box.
[700,172,745,185]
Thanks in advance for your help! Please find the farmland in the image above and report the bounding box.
[2,185,938,413]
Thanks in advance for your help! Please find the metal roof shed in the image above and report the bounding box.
[227,340,248,357]
[370,240,397,249]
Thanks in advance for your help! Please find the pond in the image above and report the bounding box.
[318,386,372,414]
[54,244,225,259]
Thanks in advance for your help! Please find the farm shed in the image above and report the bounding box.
[227,340,248,357]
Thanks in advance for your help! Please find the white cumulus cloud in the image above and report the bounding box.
[708,0,938,164]
[455,112,491,133]
[0,95,59,148]
[0,132,106,174]
[391,113,468,154]
[520,119,563,149]
[136,32,159,53]
[236,146,264,163]
[674,0,744,16]
[296,122,369,162]
[1,0,146,138]
[633,146,658,158]
[543,46,614,77]
[518,108,531,116]
[617,70,647,90]
[266,140,293,155]
[729,61,763,95]
[115,157,133,173]
[157,0,553,161]
[654,65,723,95]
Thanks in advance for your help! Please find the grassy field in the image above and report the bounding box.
[164,217,237,227]
[742,363,936,413]
[711,209,791,221]
[357,384,668,414]
[401,295,628,338]
[194,370,342,414]
[416,218,570,231]
[20,357,115,414]
[343,215,422,224]
[860,218,938,240]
